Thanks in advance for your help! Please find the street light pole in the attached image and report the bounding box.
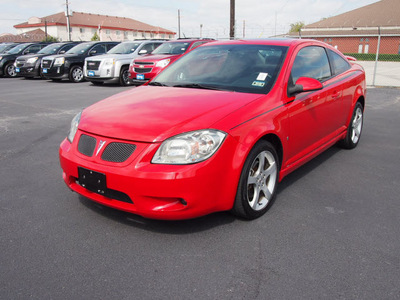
[230,0,235,39]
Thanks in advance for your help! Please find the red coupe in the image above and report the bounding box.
[59,39,366,220]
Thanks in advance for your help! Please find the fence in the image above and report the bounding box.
[297,27,400,87]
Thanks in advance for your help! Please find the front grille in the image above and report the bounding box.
[42,59,52,68]
[101,143,136,163]
[86,61,101,70]
[134,67,152,73]
[78,134,97,157]
[134,62,154,65]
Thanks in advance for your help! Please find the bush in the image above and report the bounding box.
[344,53,400,62]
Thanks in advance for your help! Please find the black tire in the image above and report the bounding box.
[232,140,280,220]
[339,102,364,149]
[91,81,104,86]
[119,66,131,86]
[4,62,17,77]
[69,65,84,83]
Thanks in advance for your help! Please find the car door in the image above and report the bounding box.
[285,45,344,165]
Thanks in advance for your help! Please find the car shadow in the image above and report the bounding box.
[78,145,344,233]
[78,195,237,233]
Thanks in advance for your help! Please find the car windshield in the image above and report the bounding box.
[66,43,92,54]
[152,43,288,94]
[37,43,64,54]
[7,44,29,54]
[0,44,14,53]
[151,42,190,55]
[107,42,140,54]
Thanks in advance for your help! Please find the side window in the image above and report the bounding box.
[90,44,107,54]
[328,49,351,75]
[190,41,208,50]
[106,43,117,51]
[60,44,75,53]
[24,45,41,54]
[140,43,155,54]
[291,46,331,83]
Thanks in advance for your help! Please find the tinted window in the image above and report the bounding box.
[60,44,76,53]
[291,46,331,83]
[153,44,288,94]
[328,49,351,75]
[8,44,29,54]
[38,43,64,54]
[190,41,209,50]
[24,45,42,54]
[66,43,92,54]
[106,43,118,51]
[91,44,107,54]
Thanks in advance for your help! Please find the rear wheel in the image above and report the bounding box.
[232,140,279,219]
[119,66,130,86]
[339,102,364,149]
[69,65,84,83]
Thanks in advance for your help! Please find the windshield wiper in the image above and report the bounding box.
[148,81,169,86]
[173,83,222,91]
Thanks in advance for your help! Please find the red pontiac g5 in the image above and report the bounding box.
[128,39,214,84]
[60,39,366,220]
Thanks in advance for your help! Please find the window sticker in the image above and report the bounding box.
[256,72,268,81]
[252,81,265,87]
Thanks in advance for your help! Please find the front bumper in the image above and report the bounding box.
[59,130,241,220]
[16,66,40,77]
[42,65,69,79]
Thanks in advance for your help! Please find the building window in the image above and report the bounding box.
[106,29,110,35]
[116,30,120,36]
[358,44,363,54]
[364,44,369,54]
[360,38,364,42]
[150,32,154,38]
[80,28,85,33]
[133,31,138,37]
[161,34,165,39]
[92,29,97,34]
[142,32,146,38]
[124,31,128,38]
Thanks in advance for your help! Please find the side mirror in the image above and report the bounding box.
[59,50,66,54]
[288,77,323,96]
[138,49,147,55]
[89,50,97,56]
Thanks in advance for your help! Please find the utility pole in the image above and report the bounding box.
[65,0,71,41]
[178,9,181,39]
[230,0,235,39]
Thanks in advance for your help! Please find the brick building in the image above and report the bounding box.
[289,0,400,55]
[13,11,175,42]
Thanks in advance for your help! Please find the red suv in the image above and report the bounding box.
[129,39,214,84]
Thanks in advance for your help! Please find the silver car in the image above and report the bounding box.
[84,40,164,86]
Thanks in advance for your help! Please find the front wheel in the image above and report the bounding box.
[232,140,279,220]
[119,66,131,86]
[69,65,84,83]
[339,102,364,149]
[4,62,17,77]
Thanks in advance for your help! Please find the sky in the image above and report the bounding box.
[0,0,378,39]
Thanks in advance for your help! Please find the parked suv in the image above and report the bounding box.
[84,40,165,86]
[0,42,51,77]
[128,39,214,84]
[15,42,79,78]
[41,41,119,83]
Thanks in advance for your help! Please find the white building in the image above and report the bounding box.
[14,11,176,41]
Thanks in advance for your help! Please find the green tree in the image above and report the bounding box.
[289,21,305,33]
[42,35,59,42]
[91,32,100,41]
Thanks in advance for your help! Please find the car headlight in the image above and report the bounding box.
[104,58,115,66]
[27,57,38,64]
[152,129,226,164]
[54,57,65,66]
[67,112,82,143]
[155,59,171,68]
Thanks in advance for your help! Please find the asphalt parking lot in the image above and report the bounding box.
[1,78,399,299]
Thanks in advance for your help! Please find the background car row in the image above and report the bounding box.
[0,38,215,85]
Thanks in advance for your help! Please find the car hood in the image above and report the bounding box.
[134,54,181,63]
[79,86,263,142]
[86,53,135,61]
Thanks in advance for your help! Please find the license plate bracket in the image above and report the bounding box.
[136,74,145,80]
[78,167,107,194]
